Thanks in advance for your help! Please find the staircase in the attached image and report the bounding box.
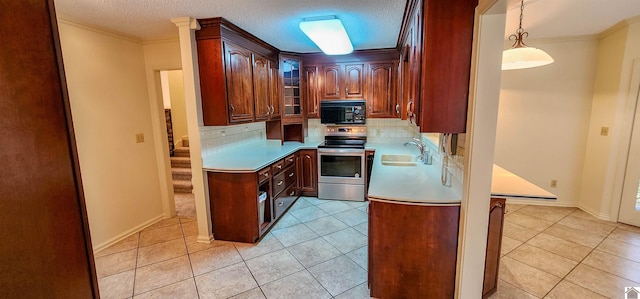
[171,146,193,194]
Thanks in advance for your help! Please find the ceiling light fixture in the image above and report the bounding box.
[502,0,554,70]
[299,16,353,55]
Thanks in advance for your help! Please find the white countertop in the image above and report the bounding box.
[202,140,322,172]
[202,138,556,202]
[365,143,462,205]
[491,165,557,200]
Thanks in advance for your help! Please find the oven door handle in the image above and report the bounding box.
[318,148,365,155]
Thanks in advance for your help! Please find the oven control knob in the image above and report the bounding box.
[354,109,361,115]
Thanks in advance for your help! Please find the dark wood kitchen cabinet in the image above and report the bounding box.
[298,149,318,196]
[483,197,507,298]
[196,18,279,126]
[208,155,299,243]
[253,53,270,121]
[321,63,365,100]
[368,200,460,298]
[268,60,281,120]
[366,61,397,118]
[303,65,320,118]
[398,0,477,133]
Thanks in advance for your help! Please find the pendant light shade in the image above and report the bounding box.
[501,0,554,70]
[502,47,554,70]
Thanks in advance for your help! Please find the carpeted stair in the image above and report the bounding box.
[171,147,193,194]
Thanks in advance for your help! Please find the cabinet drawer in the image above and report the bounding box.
[272,170,287,196]
[274,185,298,219]
[284,154,296,168]
[257,167,271,184]
[284,165,297,187]
[272,159,285,174]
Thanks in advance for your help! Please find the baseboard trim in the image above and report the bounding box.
[577,204,613,222]
[505,199,578,207]
[93,214,165,253]
[197,234,214,244]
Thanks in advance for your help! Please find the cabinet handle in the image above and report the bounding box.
[396,104,400,115]
[230,104,235,114]
[288,158,293,163]
[277,180,283,186]
[264,173,269,178]
[266,105,271,115]
[277,165,282,169]
[278,201,284,207]
[289,172,294,177]
[270,105,274,114]
[290,191,295,196]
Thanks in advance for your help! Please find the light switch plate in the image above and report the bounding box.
[600,127,609,136]
[136,133,145,143]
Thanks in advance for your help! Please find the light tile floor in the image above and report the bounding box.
[95,196,370,299]
[96,198,640,298]
[490,204,640,299]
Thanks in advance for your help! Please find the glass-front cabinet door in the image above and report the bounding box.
[282,57,302,116]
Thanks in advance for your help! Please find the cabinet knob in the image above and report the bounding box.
[277,165,282,169]
[346,86,349,95]
[264,173,269,178]
[289,172,294,177]
[315,105,318,113]
[278,201,284,207]
[288,158,293,163]
[277,180,283,186]
[290,191,295,196]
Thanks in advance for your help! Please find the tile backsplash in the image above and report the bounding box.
[199,122,266,159]
[197,118,465,186]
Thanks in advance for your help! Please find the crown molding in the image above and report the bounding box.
[56,14,143,44]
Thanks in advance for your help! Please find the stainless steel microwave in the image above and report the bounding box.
[320,100,366,125]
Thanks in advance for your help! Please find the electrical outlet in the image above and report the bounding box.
[136,133,145,143]
[550,179,557,188]
[600,127,609,136]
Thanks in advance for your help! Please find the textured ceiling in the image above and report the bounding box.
[53,0,407,53]
[504,0,640,39]
[53,0,640,52]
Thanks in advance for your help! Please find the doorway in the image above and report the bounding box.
[618,83,640,226]
[159,70,196,218]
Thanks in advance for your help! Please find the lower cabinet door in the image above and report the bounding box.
[274,185,297,219]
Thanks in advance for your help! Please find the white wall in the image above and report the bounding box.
[167,70,188,147]
[57,19,165,249]
[495,37,598,207]
[579,18,640,220]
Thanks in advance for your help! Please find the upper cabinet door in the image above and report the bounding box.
[253,53,270,121]
[282,57,302,117]
[269,60,281,119]
[344,63,365,99]
[367,62,396,118]
[304,65,319,118]
[322,65,341,99]
[224,41,254,123]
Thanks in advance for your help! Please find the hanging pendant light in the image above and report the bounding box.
[502,0,554,70]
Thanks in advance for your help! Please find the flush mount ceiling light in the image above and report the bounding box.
[502,0,554,70]
[299,16,353,55]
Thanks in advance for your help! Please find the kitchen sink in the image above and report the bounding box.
[381,154,417,166]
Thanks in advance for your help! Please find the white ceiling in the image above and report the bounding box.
[53,0,640,53]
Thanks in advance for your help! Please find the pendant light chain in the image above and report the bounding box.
[517,0,524,33]
[509,0,529,48]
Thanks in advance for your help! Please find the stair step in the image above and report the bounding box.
[171,156,191,168]
[174,147,190,158]
[173,179,193,193]
[172,167,192,180]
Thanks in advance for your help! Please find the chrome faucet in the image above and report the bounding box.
[404,138,431,164]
